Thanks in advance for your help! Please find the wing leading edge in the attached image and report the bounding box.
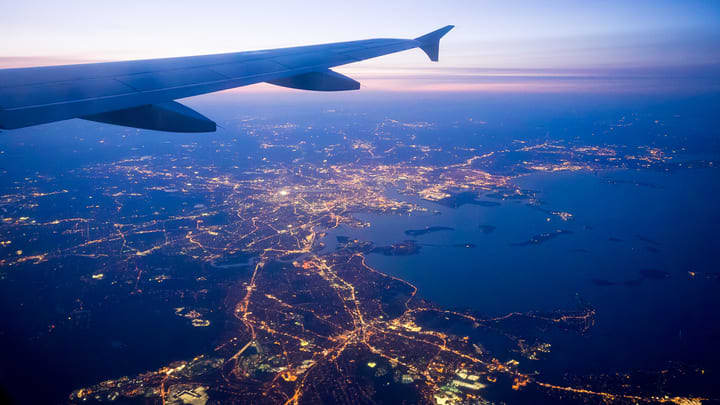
[0,25,454,132]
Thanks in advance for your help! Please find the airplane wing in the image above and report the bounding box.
[0,25,453,133]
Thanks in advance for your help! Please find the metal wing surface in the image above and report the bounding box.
[0,25,453,132]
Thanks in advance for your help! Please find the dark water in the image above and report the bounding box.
[0,253,239,404]
[324,168,720,379]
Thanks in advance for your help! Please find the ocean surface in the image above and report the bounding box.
[323,167,720,381]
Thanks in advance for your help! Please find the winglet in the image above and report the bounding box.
[414,25,454,62]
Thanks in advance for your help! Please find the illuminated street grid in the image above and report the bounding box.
[0,117,710,404]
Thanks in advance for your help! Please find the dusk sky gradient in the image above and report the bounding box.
[2,1,719,93]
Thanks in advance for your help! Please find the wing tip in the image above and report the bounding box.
[414,25,454,62]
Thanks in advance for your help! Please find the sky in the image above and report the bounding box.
[1,1,719,93]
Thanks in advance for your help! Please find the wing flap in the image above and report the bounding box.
[0,78,136,109]
[337,41,418,61]
[208,60,286,79]
[271,52,356,69]
[82,101,216,133]
[116,68,227,92]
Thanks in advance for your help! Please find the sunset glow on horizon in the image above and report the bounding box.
[2,0,719,94]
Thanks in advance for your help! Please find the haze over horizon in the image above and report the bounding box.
[2,1,719,93]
